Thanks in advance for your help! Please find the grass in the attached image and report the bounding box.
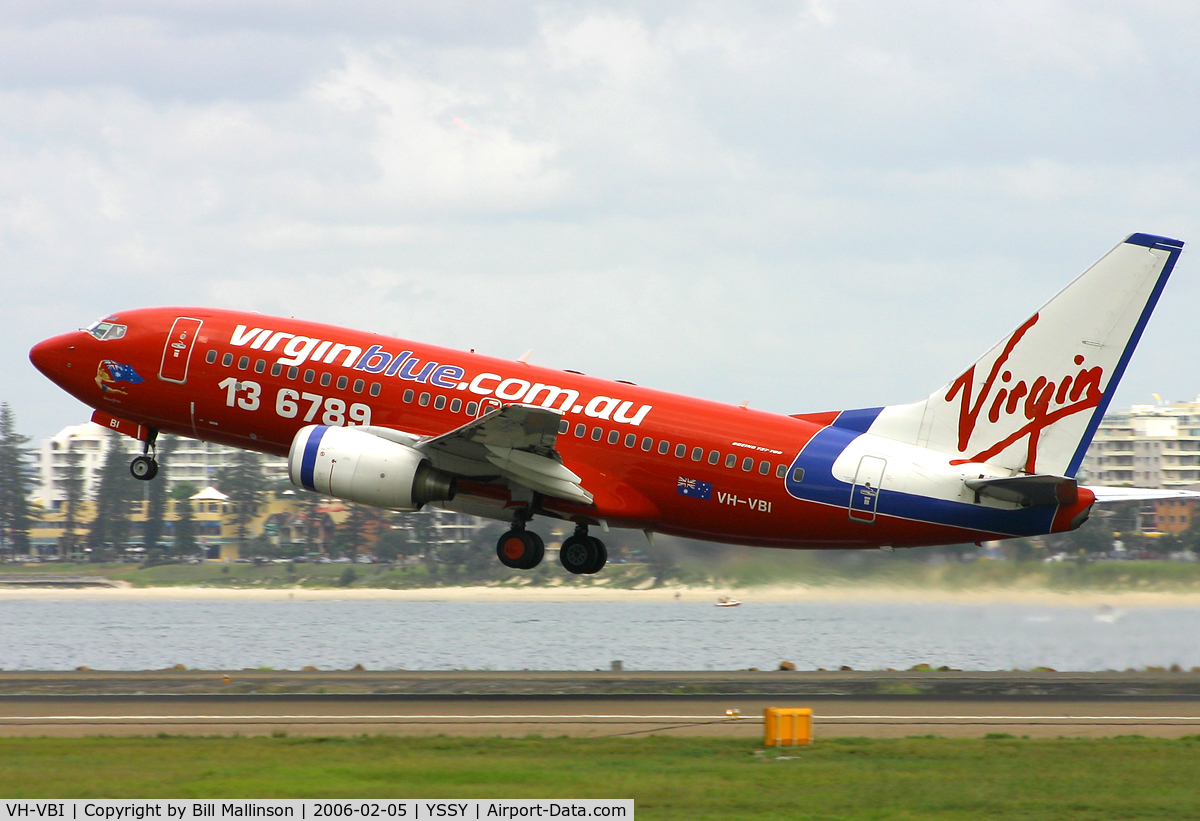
[2,735,1200,819]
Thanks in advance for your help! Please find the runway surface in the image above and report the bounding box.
[3,696,1200,738]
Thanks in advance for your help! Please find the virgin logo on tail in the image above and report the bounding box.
[945,313,1104,472]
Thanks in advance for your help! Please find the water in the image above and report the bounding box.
[2,598,1198,672]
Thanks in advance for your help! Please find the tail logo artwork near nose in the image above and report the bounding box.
[95,360,145,395]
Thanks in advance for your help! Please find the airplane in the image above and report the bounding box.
[28,233,1187,574]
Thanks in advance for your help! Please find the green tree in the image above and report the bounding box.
[59,442,86,559]
[330,503,378,561]
[142,435,178,551]
[89,431,139,560]
[0,404,34,559]
[374,516,412,563]
[215,449,266,554]
[170,481,198,555]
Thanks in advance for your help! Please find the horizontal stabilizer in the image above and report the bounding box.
[1086,486,1200,504]
[964,474,1078,507]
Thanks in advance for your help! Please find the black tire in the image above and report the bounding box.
[583,537,607,574]
[559,534,598,575]
[130,456,158,481]
[522,531,545,569]
[496,530,539,569]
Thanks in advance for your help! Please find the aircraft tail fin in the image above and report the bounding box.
[863,233,1184,477]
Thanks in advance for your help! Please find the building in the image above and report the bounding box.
[1080,400,1200,489]
[36,423,289,508]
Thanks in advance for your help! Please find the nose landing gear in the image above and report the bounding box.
[129,429,160,481]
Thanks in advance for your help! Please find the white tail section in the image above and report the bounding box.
[866,234,1184,477]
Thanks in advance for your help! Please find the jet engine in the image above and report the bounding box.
[287,425,457,510]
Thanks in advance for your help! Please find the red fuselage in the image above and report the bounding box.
[30,307,1070,549]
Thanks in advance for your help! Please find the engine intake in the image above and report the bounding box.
[288,425,457,510]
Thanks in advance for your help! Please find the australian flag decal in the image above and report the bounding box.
[677,476,712,501]
[95,360,145,395]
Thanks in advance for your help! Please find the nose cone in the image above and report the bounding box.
[29,333,76,384]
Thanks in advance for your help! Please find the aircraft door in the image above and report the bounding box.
[849,455,886,523]
[159,317,203,384]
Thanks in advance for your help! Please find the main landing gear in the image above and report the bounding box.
[559,523,607,575]
[495,519,545,570]
[495,518,607,575]
[130,429,160,481]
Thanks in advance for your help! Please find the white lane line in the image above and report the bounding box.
[819,715,1200,722]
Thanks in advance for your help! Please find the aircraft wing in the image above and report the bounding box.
[396,405,594,506]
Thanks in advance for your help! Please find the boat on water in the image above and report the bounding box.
[716,596,741,607]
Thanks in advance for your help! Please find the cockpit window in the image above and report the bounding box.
[84,320,127,341]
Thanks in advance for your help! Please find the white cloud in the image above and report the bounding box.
[3,1,1200,441]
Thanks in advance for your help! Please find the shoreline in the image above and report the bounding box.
[2,583,1200,607]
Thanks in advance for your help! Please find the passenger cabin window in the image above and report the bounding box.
[725,454,736,468]
[353,379,365,393]
[254,359,266,374]
[370,383,381,397]
[238,356,250,370]
[287,367,299,380]
[759,461,770,475]
[271,363,282,377]
[742,457,753,471]
[641,437,653,452]
[675,444,686,458]
[419,392,431,407]
[658,440,669,454]
[303,369,315,383]
[608,430,620,445]
[337,376,348,390]
[707,450,720,465]
[792,467,805,483]
[222,353,233,367]
[320,373,332,387]
[466,401,478,415]
[434,395,447,410]
[624,433,636,448]
[776,464,787,478]
[691,447,703,461]
[592,428,603,441]
[575,424,586,438]
[404,389,414,403]
[559,419,569,434]
[205,350,217,364]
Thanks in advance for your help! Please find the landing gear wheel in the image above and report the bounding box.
[130,455,159,481]
[496,530,544,570]
[560,535,606,575]
[584,537,607,574]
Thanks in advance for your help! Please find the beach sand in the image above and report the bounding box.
[1,583,1199,607]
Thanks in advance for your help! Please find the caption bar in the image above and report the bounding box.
[0,802,632,820]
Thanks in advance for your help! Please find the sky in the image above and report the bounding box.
[4,0,1200,444]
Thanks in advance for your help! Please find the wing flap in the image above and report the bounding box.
[413,405,594,505]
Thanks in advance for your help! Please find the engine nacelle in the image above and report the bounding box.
[288,425,457,511]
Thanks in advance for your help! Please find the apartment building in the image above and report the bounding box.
[36,422,289,507]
